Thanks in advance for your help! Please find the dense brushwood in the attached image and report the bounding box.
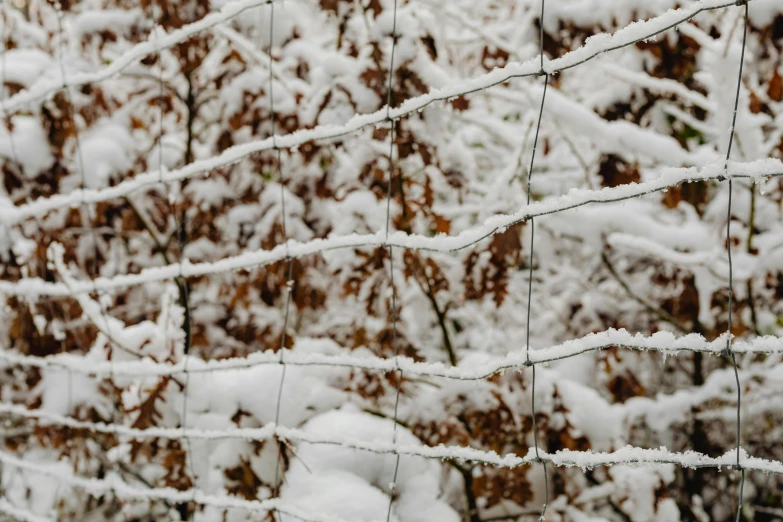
[1,1,783,521]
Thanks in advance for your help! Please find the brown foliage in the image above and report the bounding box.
[464,223,525,306]
[598,154,641,188]
[225,458,264,500]
[769,68,783,102]
[636,32,701,84]
[661,181,709,213]
[473,466,535,509]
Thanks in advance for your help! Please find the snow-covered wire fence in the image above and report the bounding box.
[721,1,751,518]
[2,441,782,522]
[524,0,550,516]
[0,0,751,226]
[3,159,783,299]
[2,328,783,378]
[0,0,778,521]
[382,2,404,522]
[266,3,295,521]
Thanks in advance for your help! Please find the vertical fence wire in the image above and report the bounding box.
[175,146,197,520]
[266,2,296,519]
[141,2,198,518]
[145,8,198,520]
[524,0,550,519]
[147,1,170,349]
[154,18,165,184]
[141,1,195,519]
[383,0,402,521]
[149,0,166,188]
[52,0,122,421]
[175,108,197,521]
[51,0,127,513]
[723,1,749,520]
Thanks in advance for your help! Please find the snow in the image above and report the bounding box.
[556,380,621,451]
[37,368,104,416]
[0,116,54,177]
[1,454,62,522]
[76,120,135,188]
[10,236,37,264]
[598,62,714,112]
[282,471,393,522]
[0,448,355,522]
[608,465,675,522]
[519,82,715,166]
[0,49,53,88]
[282,406,459,522]
[545,0,679,30]
[748,0,783,26]
[72,9,142,40]
[0,499,52,522]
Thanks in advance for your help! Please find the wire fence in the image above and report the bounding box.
[0,0,779,521]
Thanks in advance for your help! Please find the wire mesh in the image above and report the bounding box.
[0,0,777,521]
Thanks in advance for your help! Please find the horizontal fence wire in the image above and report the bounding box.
[2,329,782,378]
[2,159,782,298]
[0,400,778,471]
[2,429,782,475]
[0,442,780,519]
[1,0,780,520]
